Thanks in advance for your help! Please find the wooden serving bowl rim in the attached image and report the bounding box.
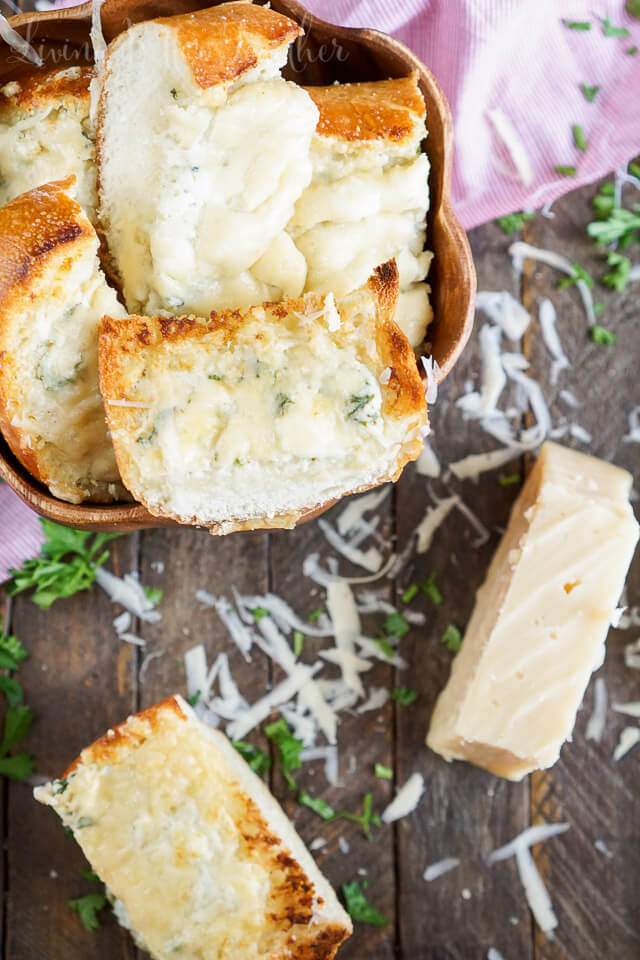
[0,0,476,531]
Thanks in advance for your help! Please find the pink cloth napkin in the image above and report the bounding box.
[1,0,639,578]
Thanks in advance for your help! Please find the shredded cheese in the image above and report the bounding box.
[356,687,389,714]
[423,857,460,882]
[539,298,569,385]
[317,518,383,573]
[337,488,390,537]
[509,242,597,328]
[613,727,640,761]
[476,291,531,340]
[226,663,321,741]
[584,677,607,742]
[623,406,640,444]
[95,569,162,622]
[381,772,424,823]
[415,496,458,553]
[0,14,42,66]
[415,440,440,478]
[487,109,533,186]
[612,701,640,718]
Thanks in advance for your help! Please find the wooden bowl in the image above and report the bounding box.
[0,0,476,531]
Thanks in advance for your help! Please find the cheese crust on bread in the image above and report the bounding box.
[0,67,97,218]
[97,2,318,316]
[35,695,352,960]
[289,74,432,348]
[99,261,427,530]
[0,178,126,503]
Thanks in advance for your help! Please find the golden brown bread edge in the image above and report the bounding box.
[99,260,427,533]
[0,177,97,492]
[0,64,92,115]
[60,695,351,960]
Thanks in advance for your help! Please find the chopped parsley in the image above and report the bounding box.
[391,686,419,706]
[342,881,388,926]
[54,778,69,795]
[68,893,108,932]
[298,790,335,820]
[347,394,375,422]
[80,869,102,884]
[587,206,640,246]
[601,252,631,291]
[401,584,418,604]
[309,608,323,622]
[580,83,600,103]
[232,741,271,777]
[143,585,163,606]
[592,182,615,219]
[251,607,270,623]
[441,624,463,654]
[383,611,410,639]
[557,262,593,290]
[572,124,587,152]
[208,373,222,381]
[337,792,381,841]
[187,690,201,707]
[7,520,122,609]
[293,631,304,658]
[421,573,443,606]
[170,87,178,99]
[590,325,617,345]
[561,18,590,30]
[374,763,393,780]
[628,45,638,54]
[600,17,630,38]
[0,631,27,671]
[0,631,33,781]
[276,392,294,415]
[265,717,303,789]
[495,211,535,235]
[499,473,521,487]
[373,634,394,659]
[554,165,577,177]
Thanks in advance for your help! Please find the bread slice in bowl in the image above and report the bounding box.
[0,177,127,503]
[0,66,97,218]
[289,74,433,349]
[35,694,352,960]
[96,1,319,317]
[99,260,427,531]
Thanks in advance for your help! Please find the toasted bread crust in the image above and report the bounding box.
[59,695,351,960]
[305,72,425,144]
[99,261,426,531]
[0,66,92,116]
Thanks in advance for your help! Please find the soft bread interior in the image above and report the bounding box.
[98,11,318,316]
[99,263,426,529]
[0,179,126,503]
[0,67,97,219]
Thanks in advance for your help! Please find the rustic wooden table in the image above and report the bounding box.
[1,177,638,960]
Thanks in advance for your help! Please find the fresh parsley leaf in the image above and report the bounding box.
[347,394,375,421]
[187,690,201,707]
[593,303,604,315]
[572,124,587,152]
[557,262,593,290]
[499,473,521,487]
[580,83,600,103]
[401,584,418,604]
[298,790,335,820]
[373,634,394,659]
[0,631,27,671]
[232,741,271,777]
[265,717,303,789]
[143,585,163,605]
[554,165,577,177]
[627,0,640,18]
[276,392,294,415]
[374,763,393,780]
[309,608,323,622]
[342,881,388,926]
[54,778,69,794]
[601,252,632,291]
[421,573,443,605]
[338,792,381,841]
[391,686,418,706]
[251,607,270,623]
[383,611,409,639]
[7,520,122,609]
[1,705,33,756]
[293,631,304,658]
[562,18,590,30]
[495,211,535,235]
[587,206,640,245]
[590,325,617,345]
[80,869,102,884]
[68,893,108,932]
[0,753,33,780]
[629,161,640,179]
[600,17,630,38]
[628,45,639,54]
[441,624,463,654]
[0,675,23,709]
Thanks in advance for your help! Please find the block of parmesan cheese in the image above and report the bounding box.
[35,695,352,960]
[427,441,639,780]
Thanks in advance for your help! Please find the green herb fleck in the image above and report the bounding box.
[309,608,323,622]
[499,473,521,487]
[495,211,535,235]
[590,325,617,345]
[401,584,418,604]
[572,124,587,152]
[337,792,381,841]
[580,83,600,103]
[54,778,69,795]
[600,17,630,37]
[293,631,304,658]
[628,45,638,54]
[554,165,577,177]
[187,690,201,707]
[391,686,419,706]
[170,88,178,99]
[347,394,375,422]
[136,427,157,446]
[276,392,294,415]
[251,607,270,623]
[629,161,640,179]
[383,611,409,639]
[601,252,632,291]
[342,881,388,926]
[561,18,591,30]
[626,0,640,18]
[557,262,593,290]
[375,763,393,780]
[373,635,394,659]
[298,790,335,820]
[208,373,222,381]
[265,717,303,790]
[421,573,443,606]
[68,893,108,932]
[441,624,463,654]
[80,870,102,884]
[593,303,604,315]
[587,206,640,246]
[232,741,271,777]
[143,585,163,606]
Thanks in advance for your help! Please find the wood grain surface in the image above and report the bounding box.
[1,178,638,960]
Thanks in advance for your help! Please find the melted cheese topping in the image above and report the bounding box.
[100,27,318,315]
[0,71,96,217]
